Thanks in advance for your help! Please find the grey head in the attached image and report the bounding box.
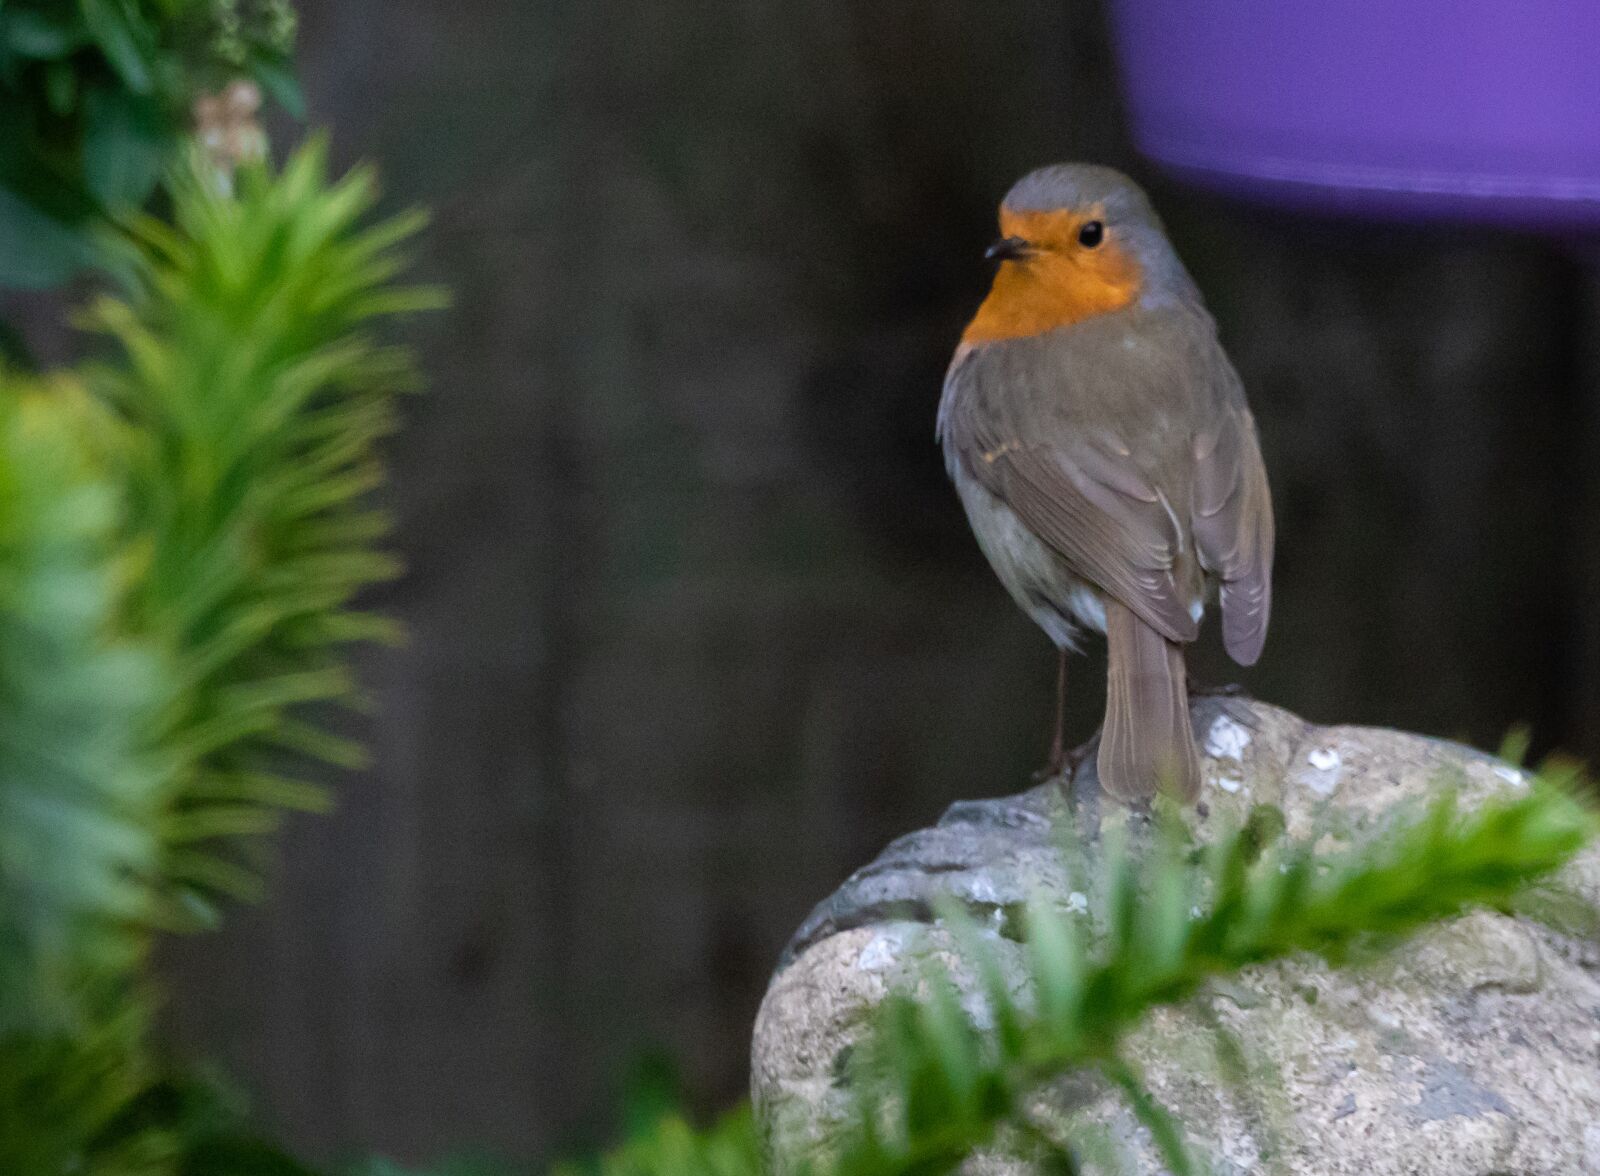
[1003,163,1201,309]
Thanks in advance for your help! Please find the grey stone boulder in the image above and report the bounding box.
[751,698,1600,1175]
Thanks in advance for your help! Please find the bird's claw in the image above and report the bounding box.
[1032,744,1085,784]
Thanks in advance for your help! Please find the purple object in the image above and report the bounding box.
[1107,0,1600,229]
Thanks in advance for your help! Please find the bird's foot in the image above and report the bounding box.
[1032,743,1085,785]
[1186,676,1248,699]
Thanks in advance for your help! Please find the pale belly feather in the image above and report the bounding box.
[949,458,1205,651]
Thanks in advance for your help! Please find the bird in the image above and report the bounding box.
[937,164,1273,803]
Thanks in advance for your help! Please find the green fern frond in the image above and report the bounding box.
[81,138,441,924]
[836,777,1598,1176]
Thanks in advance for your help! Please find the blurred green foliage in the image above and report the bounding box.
[86,139,439,923]
[0,375,172,1176]
[0,378,159,1022]
[0,0,299,288]
[551,1106,762,1176]
[0,141,434,1172]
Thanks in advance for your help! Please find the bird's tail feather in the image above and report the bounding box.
[1099,599,1200,802]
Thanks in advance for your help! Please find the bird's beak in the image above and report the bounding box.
[985,236,1035,262]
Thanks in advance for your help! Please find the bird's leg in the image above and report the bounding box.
[1049,647,1068,770]
[1034,648,1071,781]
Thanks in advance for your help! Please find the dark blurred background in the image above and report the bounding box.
[149,0,1600,1168]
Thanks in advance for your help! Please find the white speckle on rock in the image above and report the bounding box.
[1065,891,1088,914]
[1367,1005,1401,1030]
[855,933,898,973]
[1308,747,1341,771]
[1205,714,1252,760]
[966,875,998,904]
[1215,773,1243,793]
[1494,764,1528,789]
[1300,746,1344,795]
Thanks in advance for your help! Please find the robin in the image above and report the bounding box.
[938,164,1273,802]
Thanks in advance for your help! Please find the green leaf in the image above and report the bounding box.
[0,183,94,287]
[1102,1057,1195,1176]
[1,8,88,59]
[82,88,169,210]
[44,59,79,115]
[77,0,155,93]
[251,55,305,119]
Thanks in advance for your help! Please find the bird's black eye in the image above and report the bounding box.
[1077,220,1105,248]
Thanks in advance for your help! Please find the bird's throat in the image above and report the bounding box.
[961,252,1140,346]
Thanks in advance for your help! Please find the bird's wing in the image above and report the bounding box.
[940,328,1202,644]
[1191,392,1274,666]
